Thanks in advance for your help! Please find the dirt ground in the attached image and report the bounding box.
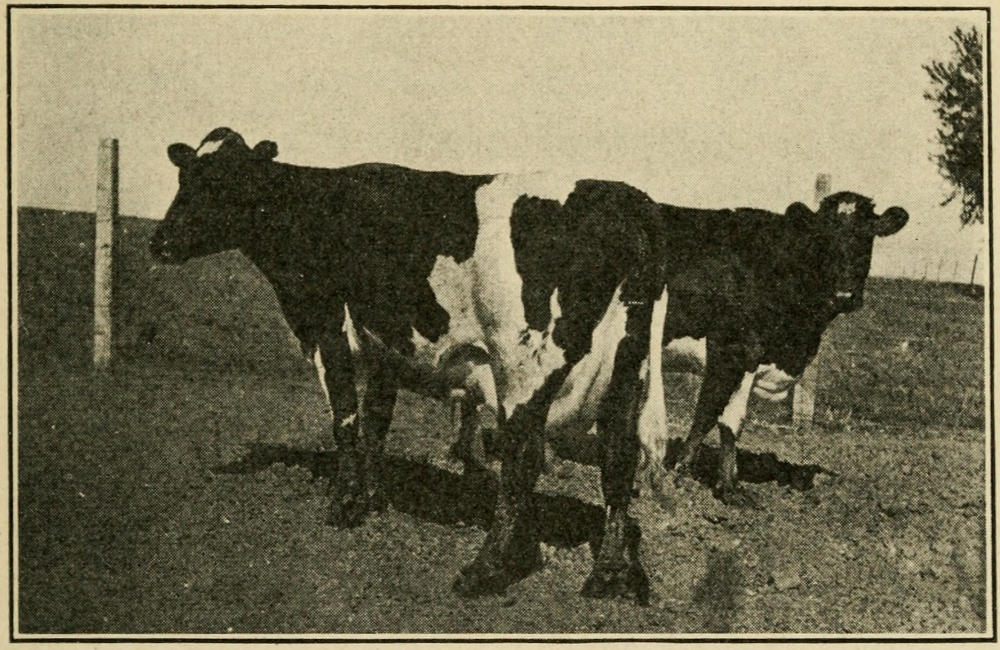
[15,209,990,636]
[17,361,988,636]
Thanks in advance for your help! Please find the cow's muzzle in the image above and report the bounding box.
[830,291,862,313]
[149,236,180,264]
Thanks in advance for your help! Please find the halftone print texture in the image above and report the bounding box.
[12,7,990,639]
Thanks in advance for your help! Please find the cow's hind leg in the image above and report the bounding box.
[581,334,650,604]
[317,331,369,528]
[452,367,569,597]
[674,339,744,489]
[713,372,758,509]
[358,360,398,514]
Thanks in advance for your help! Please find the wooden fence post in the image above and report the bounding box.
[93,138,118,370]
[791,173,828,428]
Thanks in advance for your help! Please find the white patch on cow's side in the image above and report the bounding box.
[195,139,225,157]
[637,288,669,470]
[751,363,798,401]
[313,348,331,407]
[470,172,579,414]
[663,336,708,372]
[837,201,856,215]
[718,372,755,433]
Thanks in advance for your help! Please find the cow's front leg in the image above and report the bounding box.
[713,372,757,508]
[674,339,745,488]
[453,367,569,597]
[582,335,650,604]
[315,332,368,528]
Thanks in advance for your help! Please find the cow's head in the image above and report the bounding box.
[787,191,908,314]
[150,127,279,263]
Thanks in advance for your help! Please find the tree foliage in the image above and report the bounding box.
[923,26,983,225]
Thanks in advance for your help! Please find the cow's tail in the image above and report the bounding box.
[636,286,669,491]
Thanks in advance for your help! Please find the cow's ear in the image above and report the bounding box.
[785,201,814,228]
[872,206,908,237]
[252,140,278,160]
[168,143,197,168]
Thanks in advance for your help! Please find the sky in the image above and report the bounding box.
[11,7,989,282]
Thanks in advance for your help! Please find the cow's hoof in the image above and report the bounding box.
[581,563,650,605]
[326,495,368,528]
[714,484,760,510]
[453,540,540,597]
[452,563,509,598]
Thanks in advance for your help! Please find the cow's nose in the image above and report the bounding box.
[831,291,861,312]
[149,237,173,262]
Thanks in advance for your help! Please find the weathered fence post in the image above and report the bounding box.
[93,138,118,370]
[970,253,979,287]
[791,173,828,428]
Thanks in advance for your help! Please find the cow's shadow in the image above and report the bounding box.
[661,438,831,491]
[214,444,604,549]
[214,439,830,548]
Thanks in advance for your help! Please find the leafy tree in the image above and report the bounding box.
[923,26,983,226]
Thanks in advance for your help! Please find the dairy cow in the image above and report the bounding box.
[151,127,670,602]
[635,196,909,505]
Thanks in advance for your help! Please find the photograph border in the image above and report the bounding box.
[6,3,995,643]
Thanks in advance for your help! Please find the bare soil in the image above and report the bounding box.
[15,208,990,635]
[17,363,988,635]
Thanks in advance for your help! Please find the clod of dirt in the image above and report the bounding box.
[952,542,984,579]
[833,541,858,560]
[712,537,742,553]
[811,471,839,488]
[920,564,948,580]
[931,540,955,557]
[769,568,802,592]
[878,499,909,518]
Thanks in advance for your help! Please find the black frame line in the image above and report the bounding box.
[5,3,995,644]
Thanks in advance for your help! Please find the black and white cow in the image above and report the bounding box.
[633,196,909,506]
[444,193,910,508]
[151,127,908,601]
[151,128,671,601]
